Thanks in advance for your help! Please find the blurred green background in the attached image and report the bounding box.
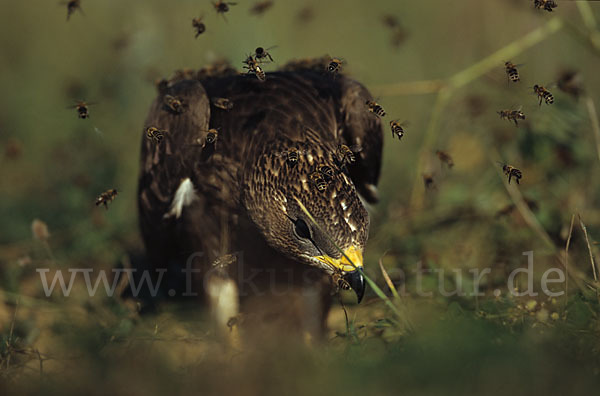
[1,0,600,394]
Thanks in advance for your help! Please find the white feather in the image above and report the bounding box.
[164,178,198,219]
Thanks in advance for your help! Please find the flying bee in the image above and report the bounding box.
[213,1,237,21]
[366,100,386,117]
[499,162,523,185]
[242,55,266,81]
[68,101,95,119]
[389,120,407,140]
[504,61,521,83]
[534,0,558,12]
[61,0,82,21]
[318,165,335,181]
[381,14,400,28]
[327,57,343,74]
[254,46,277,63]
[192,16,206,37]
[557,69,583,99]
[145,126,165,144]
[423,174,436,190]
[249,0,274,15]
[95,189,118,210]
[310,171,328,192]
[163,94,185,113]
[212,97,234,110]
[498,108,526,126]
[436,150,454,169]
[533,84,554,105]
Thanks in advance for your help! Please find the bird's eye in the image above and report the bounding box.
[293,218,311,239]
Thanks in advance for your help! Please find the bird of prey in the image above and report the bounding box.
[137,58,382,337]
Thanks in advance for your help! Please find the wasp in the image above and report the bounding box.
[436,150,454,169]
[243,55,266,81]
[310,171,328,192]
[504,61,520,83]
[366,100,386,117]
[68,101,95,119]
[534,0,558,12]
[254,46,276,63]
[164,94,185,113]
[145,126,165,144]
[533,84,554,105]
[95,189,118,210]
[212,97,234,110]
[192,16,206,37]
[213,1,237,21]
[498,108,526,126]
[389,120,407,140]
[318,165,335,181]
[499,163,523,185]
[249,0,274,15]
[61,0,82,21]
[327,57,343,74]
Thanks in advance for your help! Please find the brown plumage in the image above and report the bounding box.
[137,60,382,336]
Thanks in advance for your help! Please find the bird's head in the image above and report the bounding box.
[243,145,369,302]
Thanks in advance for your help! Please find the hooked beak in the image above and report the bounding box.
[315,246,366,303]
[343,269,365,303]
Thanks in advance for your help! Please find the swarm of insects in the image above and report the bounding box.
[96,189,118,210]
[327,57,343,75]
[62,0,82,21]
[436,150,454,169]
[163,95,185,114]
[213,1,237,21]
[254,46,276,63]
[212,97,234,111]
[145,126,166,144]
[533,84,554,105]
[366,100,386,117]
[192,16,206,37]
[389,120,407,140]
[498,108,526,126]
[557,69,583,99]
[242,55,266,81]
[504,61,521,83]
[500,163,523,185]
[310,171,328,192]
[249,0,274,15]
[534,0,558,12]
[68,101,94,119]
